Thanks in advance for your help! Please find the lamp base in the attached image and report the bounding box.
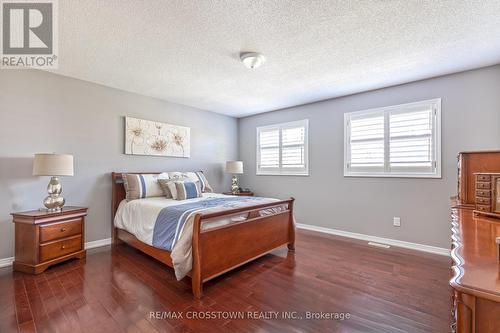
[231,175,239,194]
[42,176,66,211]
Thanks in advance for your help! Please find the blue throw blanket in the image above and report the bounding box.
[152,197,260,251]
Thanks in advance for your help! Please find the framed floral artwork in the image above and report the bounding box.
[125,117,190,157]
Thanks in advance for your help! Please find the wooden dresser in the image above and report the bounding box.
[12,206,87,274]
[452,151,500,332]
[451,209,500,332]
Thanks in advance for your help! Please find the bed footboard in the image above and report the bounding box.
[191,198,295,297]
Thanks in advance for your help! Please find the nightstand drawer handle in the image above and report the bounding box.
[61,245,66,250]
[60,227,66,232]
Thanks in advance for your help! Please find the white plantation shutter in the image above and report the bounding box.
[349,114,384,169]
[345,99,441,177]
[257,120,309,175]
[389,108,433,169]
[282,127,305,168]
[259,129,280,168]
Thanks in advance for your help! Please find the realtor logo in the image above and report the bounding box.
[1,0,58,68]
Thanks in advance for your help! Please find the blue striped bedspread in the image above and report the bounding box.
[152,196,262,251]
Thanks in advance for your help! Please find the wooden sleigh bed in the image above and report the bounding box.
[111,172,295,297]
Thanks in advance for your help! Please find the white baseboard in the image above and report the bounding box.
[85,238,112,250]
[0,257,14,268]
[296,223,450,256]
[0,237,112,269]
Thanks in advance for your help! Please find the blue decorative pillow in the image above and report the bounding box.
[173,180,202,200]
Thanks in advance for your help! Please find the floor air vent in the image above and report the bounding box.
[368,242,391,249]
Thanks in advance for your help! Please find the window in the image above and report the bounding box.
[344,99,441,178]
[257,119,309,175]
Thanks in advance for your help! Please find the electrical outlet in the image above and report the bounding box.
[393,217,401,227]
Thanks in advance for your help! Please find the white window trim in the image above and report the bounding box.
[344,99,442,178]
[256,119,309,176]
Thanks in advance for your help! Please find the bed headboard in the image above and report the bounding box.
[111,172,162,219]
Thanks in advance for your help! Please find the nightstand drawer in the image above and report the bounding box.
[476,205,491,213]
[39,235,82,262]
[40,218,82,243]
[476,174,491,182]
[476,189,491,198]
[476,197,490,205]
[476,182,491,190]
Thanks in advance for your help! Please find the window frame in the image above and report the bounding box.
[256,119,309,176]
[344,99,441,178]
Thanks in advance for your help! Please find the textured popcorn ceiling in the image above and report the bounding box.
[51,1,500,117]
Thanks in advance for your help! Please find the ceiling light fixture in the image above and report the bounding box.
[240,52,266,69]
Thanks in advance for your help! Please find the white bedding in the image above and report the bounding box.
[114,193,282,279]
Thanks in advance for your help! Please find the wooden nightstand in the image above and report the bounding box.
[12,206,87,274]
[223,192,254,197]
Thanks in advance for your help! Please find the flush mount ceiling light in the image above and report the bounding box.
[240,52,266,69]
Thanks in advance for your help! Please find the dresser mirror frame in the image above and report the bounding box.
[494,175,500,214]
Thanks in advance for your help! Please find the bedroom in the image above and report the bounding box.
[0,1,499,332]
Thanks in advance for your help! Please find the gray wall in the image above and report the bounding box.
[239,65,500,248]
[0,70,238,259]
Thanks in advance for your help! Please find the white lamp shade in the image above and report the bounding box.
[33,154,74,176]
[226,161,243,174]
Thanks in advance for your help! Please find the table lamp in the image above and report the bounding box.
[226,161,243,194]
[33,153,74,212]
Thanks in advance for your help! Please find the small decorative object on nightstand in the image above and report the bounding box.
[226,160,243,194]
[223,191,254,197]
[33,153,74,212]
[12,206,87,274]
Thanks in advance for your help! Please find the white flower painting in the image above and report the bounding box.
[125,117,190,157]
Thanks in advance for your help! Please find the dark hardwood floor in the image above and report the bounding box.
[0,229,452,333]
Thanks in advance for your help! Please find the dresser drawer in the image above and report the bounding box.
[476,197,490,205]
[475,174,491,182]
[475,205,491,213]
[40,218,82,243]
[476,189,491,198]
[39,235,82,262]
[476,182,491,190]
